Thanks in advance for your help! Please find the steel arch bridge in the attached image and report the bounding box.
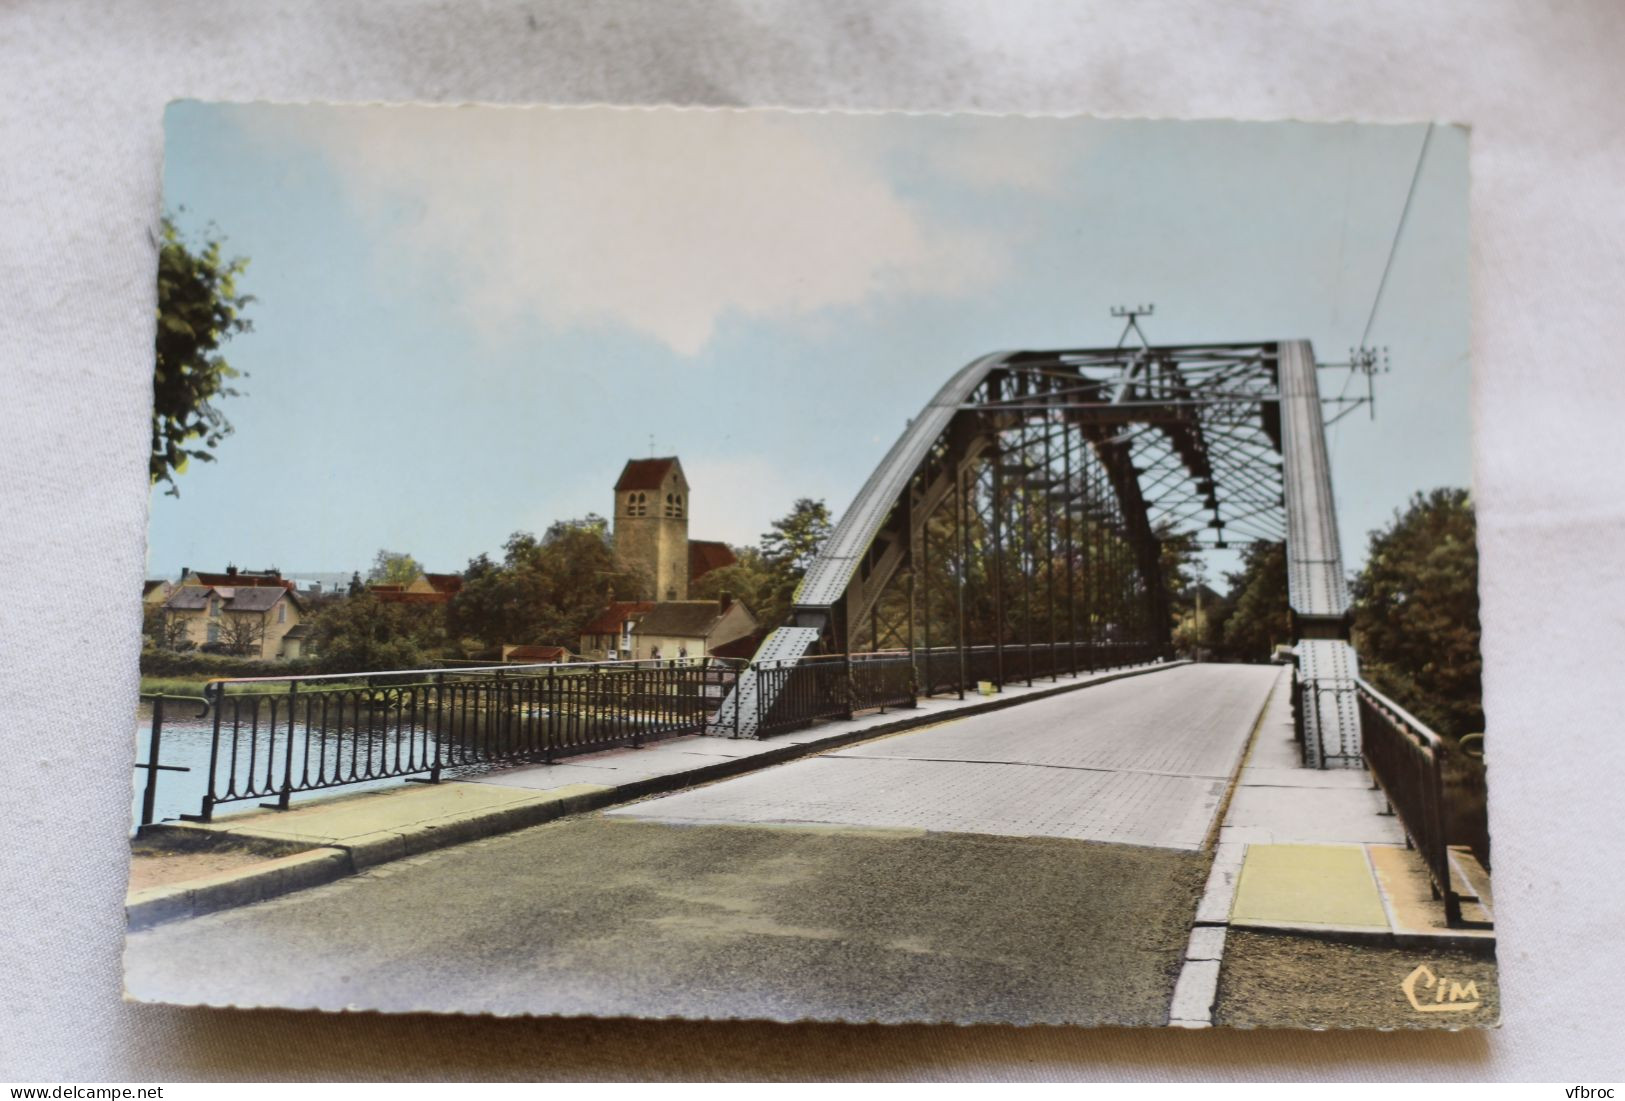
[720,338,1361,767]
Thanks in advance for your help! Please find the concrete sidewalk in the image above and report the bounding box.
[128,660,1184,928]
[1169,667,1494,1028]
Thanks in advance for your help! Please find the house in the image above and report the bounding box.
[141,579,172,606]
[578,601,657,661]
[372,572,463,605]
[178,565,287,589]
[161,579,305,660]
[624,596,758,661]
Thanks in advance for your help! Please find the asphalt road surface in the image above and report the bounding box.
[125,664,1279,1024]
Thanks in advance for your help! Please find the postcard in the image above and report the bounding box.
[124,103,1491,1028]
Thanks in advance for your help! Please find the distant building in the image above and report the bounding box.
[142,579,172,606]
[371,572,464,605]
[633,596,758,661]
[161,577,305,660]
[578,601,657,661]
[614,457,693,601]
[178,565,287,589]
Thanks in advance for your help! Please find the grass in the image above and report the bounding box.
[139,676,214,699]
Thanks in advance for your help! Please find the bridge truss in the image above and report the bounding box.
[721,338,1361,766]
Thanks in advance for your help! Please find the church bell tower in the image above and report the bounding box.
[613,457,690,601]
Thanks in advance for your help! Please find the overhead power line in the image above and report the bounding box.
[1360,122,1434,351]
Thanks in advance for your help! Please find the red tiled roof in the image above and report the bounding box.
[688,540,737,582]
[614,457,680,492]
[581,600,655,636]
[505,645,568,663]
[423,573,463,594]
[190,571,290,589]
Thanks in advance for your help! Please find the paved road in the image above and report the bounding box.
[125,664,1280,1024]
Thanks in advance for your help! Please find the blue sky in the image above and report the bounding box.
[151,104,1468,583]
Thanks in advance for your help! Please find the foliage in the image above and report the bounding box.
[141,603,193,650]
[305,591,449,673]
[691,546,776,621]
[1221,541,1291,662]
[138,649,320,680]
[449,516,645,648]
[1351,488,1482,739]
[692,499,833,629]
[216,612,267,658]
[368,550,423,587]
[151,217,253,494]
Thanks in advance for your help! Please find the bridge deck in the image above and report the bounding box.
[610,664,1280,850]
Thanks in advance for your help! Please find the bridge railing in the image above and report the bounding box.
[141,642,1170,826]
[734,641,1166,739]
[914,641,1164,700]
[1356,677,1490,929]
[178,658,743,823]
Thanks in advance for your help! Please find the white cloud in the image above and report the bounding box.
[259,106,1015,356]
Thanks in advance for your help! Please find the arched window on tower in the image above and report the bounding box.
[674,494,684,518]
[664,492,676,518]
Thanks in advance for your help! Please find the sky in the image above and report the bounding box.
[151,104,1469,585]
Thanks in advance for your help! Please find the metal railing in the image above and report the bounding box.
[180,657,741,822]
[730,640,1165,739]
[916,640,1163,700]
[1356,677,1491,929]
[136,642,1169,826]
[134,692,208,828]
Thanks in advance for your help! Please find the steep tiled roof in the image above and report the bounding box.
[224,586,297,613]
[142,579,169,597]
[614,457,682,492]
[164,587,213,611]
[581,601,655,636]
[422,573,464,594]
[687,540,737,582]
[635,600,730,639]
[164,585,298,613]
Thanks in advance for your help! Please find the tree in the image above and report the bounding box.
[216,612,267,658]
[151,217,253,495]
[753,498,833,627]
[142,604,193,650]
[306,591,448,672]
[368,550,422,587]
[449,516,645,648]
[1351,488,1481,739]
[691,546,776,621]
[1221,541,1291,662]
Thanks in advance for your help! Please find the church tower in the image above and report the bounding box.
[613,457,690,601]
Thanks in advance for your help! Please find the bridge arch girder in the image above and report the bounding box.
[724,338,1359,765]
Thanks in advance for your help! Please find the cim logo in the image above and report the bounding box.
[1401,964,1482,1013]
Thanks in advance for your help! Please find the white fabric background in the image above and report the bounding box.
[2,0,1623,1082]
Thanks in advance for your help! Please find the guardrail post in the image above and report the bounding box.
[272,680,297,810]
[429,672,445,781]
[139,695,167,829]
[184,682,225,823]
